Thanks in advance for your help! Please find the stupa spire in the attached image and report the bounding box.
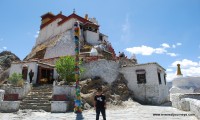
[176,64,183,76]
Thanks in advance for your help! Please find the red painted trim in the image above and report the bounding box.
[40,14,67,29]
[58,13,99,27]
[40,13,99,30]
[4,94,19,101]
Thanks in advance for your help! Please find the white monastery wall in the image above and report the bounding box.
[84,30,100,45]
[121,64,168,104]
[81,59,119,84]
[9,62,38,84]
[36,18,75,46]
[44,30,75,59]
[60,19,75,33]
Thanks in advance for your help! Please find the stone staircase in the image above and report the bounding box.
[20,84,52,112]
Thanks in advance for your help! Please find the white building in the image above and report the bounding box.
[9,11,168,105]
[121,62,168,104]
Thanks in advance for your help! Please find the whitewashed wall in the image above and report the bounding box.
[53,85,76,100]
[9,62,38,84]
[81,59,119,84]
[84,30,100,45]
[44,30,75,59]
[0,82,32,99]
[121,63,168,104]
[36,18,76,46]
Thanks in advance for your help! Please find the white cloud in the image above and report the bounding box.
[176,43,182,46]
[125,43,178,57]
[198,56,200,59]
[166,69,173,72]
[125,45,155,55]
[166,72,176,82]
[34,31,40,38]
[166,53,177,57]
[171,59,199,68]
[161,43,170,48]
[3,47,7,50]
[154,48,167,54]
[172,44,176,48]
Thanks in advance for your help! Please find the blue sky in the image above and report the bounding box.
[0,0,200,81]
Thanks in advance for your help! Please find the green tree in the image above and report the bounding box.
[55,56,84,84]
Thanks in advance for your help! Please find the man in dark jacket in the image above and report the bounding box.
[29,69,34,83]
[94,87,106,120]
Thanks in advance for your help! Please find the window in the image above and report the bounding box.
[99,35,103,41]
[164,74,167,85]
[158,72,162,84]
[136,69,146,84]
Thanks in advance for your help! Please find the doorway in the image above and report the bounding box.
[22,67,28,80]
[37,66,54,84]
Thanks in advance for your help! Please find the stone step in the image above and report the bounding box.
[28,92,52,94]
[20,105,51,112]
[20,102,51,106]
[31,90,52,92]
[20,85,53,112]
[21,101,50,104]
[22,99,50,103]
[25,94,52,98]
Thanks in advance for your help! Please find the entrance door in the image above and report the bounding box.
[37,66,54,84]
[22,67,28,80]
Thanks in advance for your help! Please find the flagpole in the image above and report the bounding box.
[74,21,82,113]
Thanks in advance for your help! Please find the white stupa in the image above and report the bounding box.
[130,53,137,64]
[90,48,98,56]
[170,64,200,94]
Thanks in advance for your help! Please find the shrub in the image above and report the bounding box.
[55,56,84,84]
[8,72,24,87]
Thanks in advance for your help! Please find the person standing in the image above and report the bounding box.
[29,69,34,83]
[94,87,106,120]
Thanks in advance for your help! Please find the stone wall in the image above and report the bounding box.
[0,82,32,99]
[0,89,5,101]
[81,59,120,84]
[0,101,20,112]
[170,93,200,119]
[52,85,75,112]
[53,85,76,100]
[0,89,20,112]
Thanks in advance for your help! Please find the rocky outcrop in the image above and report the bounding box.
[79,74,134,109]
[0,51,20,71]
[0,51,20,84]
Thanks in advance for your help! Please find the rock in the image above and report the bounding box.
[0,51,20,84]
[111,73,134,101]
[0,51,20,71]
[80,75,134,107]
[83,103,91,110]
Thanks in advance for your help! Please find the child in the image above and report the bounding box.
[94,87,106,120]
